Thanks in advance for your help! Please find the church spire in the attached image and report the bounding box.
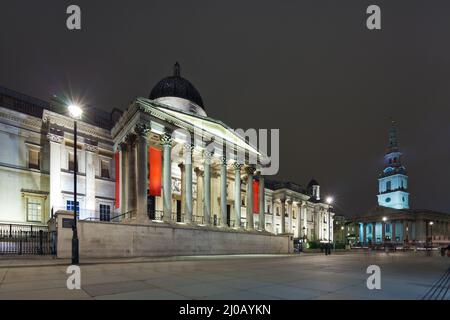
[387,120,399,154]
[377,121,409,209]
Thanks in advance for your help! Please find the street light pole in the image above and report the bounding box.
[68,104,82,265]
[72,119,79,265]
[429,221,434,248]
[326,196,333,253]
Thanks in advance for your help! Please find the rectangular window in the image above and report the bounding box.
[101,160,110,179]
[100,204,111,222]
[68,153,75,172]
[27,199,42,222]
[28,149,40,170]
[66,200,80,216]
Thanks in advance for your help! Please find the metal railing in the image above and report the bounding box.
[0,224,55,256]
[78,210,248,229]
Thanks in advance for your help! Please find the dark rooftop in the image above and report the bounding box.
[0,86,118,130]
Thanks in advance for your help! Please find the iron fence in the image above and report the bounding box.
[0,224,55,255]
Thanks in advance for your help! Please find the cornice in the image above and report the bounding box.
[42,110,112,141]
[0,107,43,131]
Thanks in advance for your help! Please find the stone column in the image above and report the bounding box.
[161,134,173,222]
[287,200,293,233]
[179,163,186,220]
[296,203,302,238]
[259,175,265,231]
[246,166,255,230]
[233,163,242,228]
[392,221,396,242]
[136,124,149,223]
[184,144,194,224]
[194,168,203,223]
[85,144,97,218]
[363,223,367,244]
[126,134,137,214]
[120,142,128,215]
[272,197,276,233]
[373,222,377,242]
[280,198,286,234]
[220,157,228,227]
[203,151,213,226]
[48,133,63,215]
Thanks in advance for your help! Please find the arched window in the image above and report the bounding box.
[393,158,397,163]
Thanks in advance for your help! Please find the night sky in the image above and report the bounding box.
[1,1,450,216]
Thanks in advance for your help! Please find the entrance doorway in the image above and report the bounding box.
[176,200,182,222]
[147,195,155,220]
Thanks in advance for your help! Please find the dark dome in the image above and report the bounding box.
[149,62,204,109]
[307,179,320,187]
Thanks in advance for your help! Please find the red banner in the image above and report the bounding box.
[253,180,259,214]
[149,147,162,196]
[115,152,120,209]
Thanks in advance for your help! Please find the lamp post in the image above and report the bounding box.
[429,221,434,248]
[382,216,387,243]
[68,104,82,265]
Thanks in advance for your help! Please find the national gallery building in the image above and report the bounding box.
[0,63,334,255]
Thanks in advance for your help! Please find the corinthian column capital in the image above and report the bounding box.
[232,162,243,171]
[135,123,150,137]
[183,143,195,155]
[161,133,173,146]
[203,150,214,164]
[245,165,256,176]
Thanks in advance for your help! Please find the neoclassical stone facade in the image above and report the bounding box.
[0,65,334,242]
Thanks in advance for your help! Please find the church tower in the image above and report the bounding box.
[377,121,409,209]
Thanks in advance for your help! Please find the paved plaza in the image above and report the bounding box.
[0,252,448,300]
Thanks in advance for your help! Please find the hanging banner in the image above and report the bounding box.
[149,147,162,196]
[253,180,259,214]
[115,152,120,209]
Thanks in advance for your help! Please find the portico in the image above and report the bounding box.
[112,98,267,232]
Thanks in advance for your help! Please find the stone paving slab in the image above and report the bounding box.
[0,252,448,300]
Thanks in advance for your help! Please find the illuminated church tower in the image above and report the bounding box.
[377,121,409,209]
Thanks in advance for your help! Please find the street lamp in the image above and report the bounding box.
[326,197,333,244]
[68,104,83,265]
[429,221,434,247]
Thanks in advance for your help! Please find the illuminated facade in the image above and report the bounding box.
[0,63,333,242]
[350,123,450,246]
[377,122,409,209]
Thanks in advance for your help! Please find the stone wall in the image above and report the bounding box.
[53,211,293,259]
